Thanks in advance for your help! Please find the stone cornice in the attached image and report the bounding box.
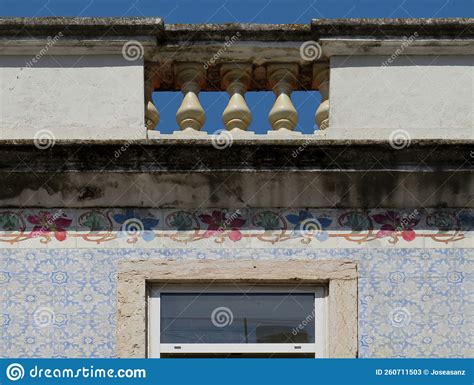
[1,18,472,58]
[0,17,471,39]
[0,17,165,37]
[311,18,474,39]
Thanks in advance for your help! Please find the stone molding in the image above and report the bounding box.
[117,259,358,358]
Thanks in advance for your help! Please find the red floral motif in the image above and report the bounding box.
[27,211,72,241]
[371,210,419,242]
[199,210,246,242]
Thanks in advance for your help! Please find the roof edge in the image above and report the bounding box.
[312,18,474,38]
[0,17,165,37]
[0,17,472,40]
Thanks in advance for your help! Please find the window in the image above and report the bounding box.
[148,285,327,358]
[118,259,357,358]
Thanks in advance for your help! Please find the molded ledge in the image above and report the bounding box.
[311,18,474,39]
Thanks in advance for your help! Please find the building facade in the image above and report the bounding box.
[0,17,473,358]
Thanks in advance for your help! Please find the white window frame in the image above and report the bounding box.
[148,284,327,358]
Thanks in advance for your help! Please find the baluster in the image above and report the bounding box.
[221,64,252,132]
[144,75,159,130]
[267,64,298,132]
[175,62,206,132]
[313,64,330,131]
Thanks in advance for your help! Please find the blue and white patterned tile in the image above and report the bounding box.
[0,247,472,358]
[359,248,428,280]
[365,279,427,357]
[425,249,473,279]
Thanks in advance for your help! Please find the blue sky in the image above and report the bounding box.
[1,0,472,134]
[1,0,471,20]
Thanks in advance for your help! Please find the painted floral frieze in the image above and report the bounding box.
[28,211,73,242]
[0,208,471,247]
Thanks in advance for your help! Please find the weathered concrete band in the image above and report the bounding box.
[0,141,471,208]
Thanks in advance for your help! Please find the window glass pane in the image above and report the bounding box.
[160,293,315,344]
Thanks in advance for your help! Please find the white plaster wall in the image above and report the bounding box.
[328,55,473,140]
[0,55,146,140]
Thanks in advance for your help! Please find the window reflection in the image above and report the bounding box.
[160,293,315,344]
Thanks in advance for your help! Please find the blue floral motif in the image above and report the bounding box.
[446,271,464,284]
[360,334,374,347]
[51,271,68,284]
[0,313,10,327]
[0,271,11,284]
[25,294,36,302]
[286,211,332,241]
[389,271,406,284]
[113,209,159,242]
[422,337,432,344]
[315,231,329,242]
[53,314,68,327]
[448,313,464,326]
[83,337,94,345]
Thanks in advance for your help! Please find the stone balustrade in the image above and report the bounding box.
[0,18,472,140]
[145,60,329,136]
[140,23,332,137]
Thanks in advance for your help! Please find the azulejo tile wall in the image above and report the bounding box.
[0,208,473,358]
